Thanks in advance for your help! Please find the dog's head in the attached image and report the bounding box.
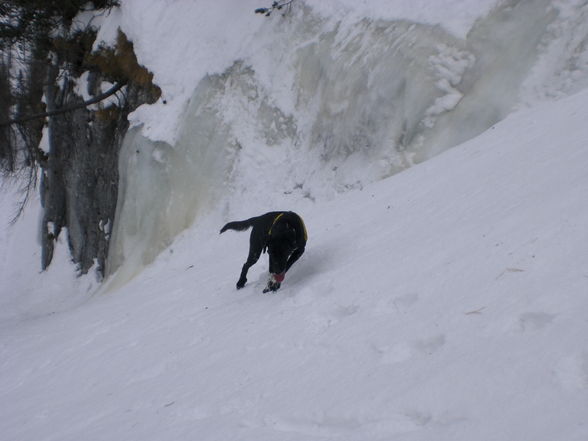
[268,221,297,274]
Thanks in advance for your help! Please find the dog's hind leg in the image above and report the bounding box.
[237,249,261,289]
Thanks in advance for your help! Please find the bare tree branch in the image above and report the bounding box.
[0,80,126,127]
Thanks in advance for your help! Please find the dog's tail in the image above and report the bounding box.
[219,218,254,234]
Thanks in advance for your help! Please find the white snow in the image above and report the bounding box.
[107,0,573,284]
[1,1,588,440]
[94,0,500,145]
[307,0,500,38]
[0,188,98,325]
[73,71,93,102]
[2,84,588,441]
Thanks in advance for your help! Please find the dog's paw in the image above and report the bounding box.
[262,285,279,293]
[263,280,281,293]
[236,278,247,289]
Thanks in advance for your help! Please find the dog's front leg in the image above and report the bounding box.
[285,247,305,273]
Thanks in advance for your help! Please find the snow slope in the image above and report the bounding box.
[1,85,587,440]
[2,1,588,439]
[0,190,98,325]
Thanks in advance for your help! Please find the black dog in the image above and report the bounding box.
[220,211,307,292]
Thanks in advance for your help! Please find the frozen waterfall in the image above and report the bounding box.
[106,0,586,286]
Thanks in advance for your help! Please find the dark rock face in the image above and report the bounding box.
[1,4,159,278]
[39,35,160,277]
[40,78,125,276]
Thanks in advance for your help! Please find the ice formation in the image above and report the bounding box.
[106,0,588,285]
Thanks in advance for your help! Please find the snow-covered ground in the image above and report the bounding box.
[2,86,588,441]
[2,1,588,440]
